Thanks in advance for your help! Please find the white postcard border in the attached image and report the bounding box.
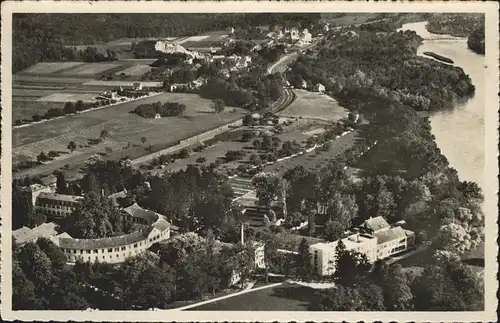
[1,1,498,322]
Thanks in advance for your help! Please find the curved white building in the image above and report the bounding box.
[51,203,171,264]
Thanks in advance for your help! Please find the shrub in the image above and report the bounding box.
[178,148,190,159]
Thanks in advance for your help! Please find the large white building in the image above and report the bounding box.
[309,216,415,276]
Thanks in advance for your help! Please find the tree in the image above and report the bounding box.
[63,101,77,114]
[12,261,39,310]
[67,141,77,153]
[37,151,49,163]
[105,146,112,156]
[100,129,110,140]
[252,172,282,207]
[36,238,67,272]
[55,171,67,194]
[333,240,371,287]
[62,192,127,239]
[196,157,207,164]
[309,285,363,311]
[18,243,55,288]
[412,258,483,311]
[141,136,147,145]
[296,238,312,281]
[131,264,176,309]
[212,99,225,118]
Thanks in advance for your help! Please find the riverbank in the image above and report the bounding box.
[400,21,485,187]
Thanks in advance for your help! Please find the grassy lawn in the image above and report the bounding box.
[13,92,245,176]
[187,283,316,311]
[278,90,348,122]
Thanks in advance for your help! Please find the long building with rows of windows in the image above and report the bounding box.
[48,203,171,264]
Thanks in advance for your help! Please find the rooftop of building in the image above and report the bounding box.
[372,226,407,245]
[123,202,159,223]
[58,230,148,250]
[13,222,59,245]
[363,216,391,232]
[37,192,84,203]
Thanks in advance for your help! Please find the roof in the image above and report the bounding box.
[36,192,84,203]
[40,175,57,185]
[58,231,147,250]
[13,227,33,244]
[123,203,159,224]
[13,222,59,245]
[152,218,170,231]
[363,216,390,232]
[373,226,407,245]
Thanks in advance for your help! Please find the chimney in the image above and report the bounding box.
[240,222,245,245]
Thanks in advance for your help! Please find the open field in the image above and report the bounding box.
[320,13,383,25]
[114,64,151,76]
[14,75,93,85]
[12,101,65,122]
[61,63,124,76]
[13,92,245,178]
[187,283,313,311]
[36,92,99,103]
[23,62,85,74]
[278,90,348,122]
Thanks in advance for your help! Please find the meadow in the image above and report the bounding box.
[13,92,245,178]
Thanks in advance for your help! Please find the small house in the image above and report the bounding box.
[315,83,326,93]
[133,82,143,91]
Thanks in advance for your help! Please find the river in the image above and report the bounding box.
[399,22,485,188]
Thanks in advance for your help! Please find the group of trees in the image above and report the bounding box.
[426,13,484,37]
[12,181,46,230]
[60,192,133,239]
[467,24,485,55]
[198,67,284,111]
[13,238,91,310]
[136,165,235,237]
[132,101,187,118]
[287,28,474,112]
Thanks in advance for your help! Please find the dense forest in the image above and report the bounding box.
[467,25,485,55]
[287,28,474,112]
[426,13,484,37]
[13,13,321,73]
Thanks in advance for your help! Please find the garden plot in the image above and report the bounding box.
[22,62,84,74]
[115,65,151,76]
[278,89,349,122]
[61,63,122,76]
[36,92,99,103]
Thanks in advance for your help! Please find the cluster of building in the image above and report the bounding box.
[15,182,173,265]
[309,216,415,276]
[266,27,313,45]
